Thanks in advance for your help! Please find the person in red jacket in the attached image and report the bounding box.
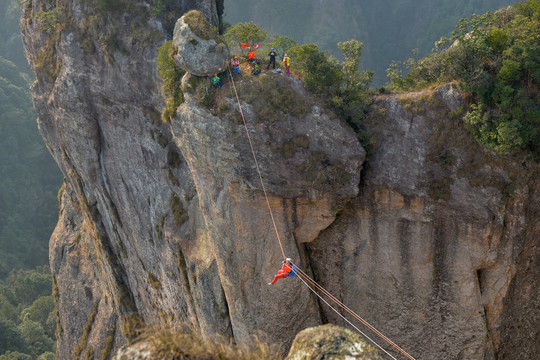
[269,258,296,285]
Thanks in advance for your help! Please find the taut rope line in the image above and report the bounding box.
[295,271,399,360]
[293,264,417,360]
[222,62,416,360]
[225,62,286,260]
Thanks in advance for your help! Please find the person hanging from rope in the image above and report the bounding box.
[212,73,223,88]
[283,53,290,76]
[266,48,277,70]
[268,258,296,285]
[232,56,241,74]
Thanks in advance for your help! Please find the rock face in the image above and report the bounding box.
[19,1,539,359]
[172,10,229,76]
[286,324,385,360]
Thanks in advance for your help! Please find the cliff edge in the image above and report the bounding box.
[19,1,539,359]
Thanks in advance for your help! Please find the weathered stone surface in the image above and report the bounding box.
[114,341,153,360]
[170,73,365,346]
[172,11,229,76]
[286,324,384,360]
[434,83,464,112]
[21,1,230,358]
[305,91,537,360]
[19,1,540,359]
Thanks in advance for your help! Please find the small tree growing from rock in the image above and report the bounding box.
[224,21,267,52]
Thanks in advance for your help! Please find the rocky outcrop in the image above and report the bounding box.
[19,1,539,359]
[112,324,384,360]
[286,324,384,360]
[172,10,229,76]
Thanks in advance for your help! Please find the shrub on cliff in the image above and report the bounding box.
[224,21,268,51]
[156,40,185,122]
[387,0,540,156]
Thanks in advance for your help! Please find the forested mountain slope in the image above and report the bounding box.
[0,0,62,277]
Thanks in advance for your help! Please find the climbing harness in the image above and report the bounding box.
[224,62,416,360]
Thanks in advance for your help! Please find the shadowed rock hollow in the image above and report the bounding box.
[19,0,540,359]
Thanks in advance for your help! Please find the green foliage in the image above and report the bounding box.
[0,320,29,355]
[392,0,540,156]
[338,40,363,85]
[286,40,372,134]
[156,41,185,122]
[289,43,342,95]
[20,296,54,331]
[266,34,298,56]
[37,352,55,360]
[19,318,54,356]
[0,268,55,359]
[0,4,59,356]
[35,8,65,35]
[0,351,33,360]
[224,0,516,85]
[224,21,268,49]
[98,0,124,12]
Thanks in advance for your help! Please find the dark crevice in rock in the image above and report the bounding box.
[302,242,329,326]
[476,268,485,296]
[176,247,199,328]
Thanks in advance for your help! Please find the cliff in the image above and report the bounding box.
[19,1,539,359]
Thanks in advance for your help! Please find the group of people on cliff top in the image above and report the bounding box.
[212,48,291,88]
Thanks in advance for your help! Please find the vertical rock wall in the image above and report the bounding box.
[19,1,539,359]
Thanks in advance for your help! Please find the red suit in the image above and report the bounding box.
[271,262,293,284]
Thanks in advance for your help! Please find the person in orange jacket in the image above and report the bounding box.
[269,258,296,285]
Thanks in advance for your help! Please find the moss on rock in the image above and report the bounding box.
[183,10,218,40]
[285,324,384,360]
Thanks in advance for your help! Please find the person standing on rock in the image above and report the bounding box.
[283,53,290,75]
[232,56,241,75]
[269,258,296,285]
[267,48,277,70]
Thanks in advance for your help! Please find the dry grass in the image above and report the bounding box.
[183,10,218,40]
[170,193,188,227]
[282,134,310,159]
[137,327,282,360]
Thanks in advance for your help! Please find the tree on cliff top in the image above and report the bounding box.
[225,21,268,49]
[388,0,540,157]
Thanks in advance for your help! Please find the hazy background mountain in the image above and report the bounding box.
[224,0,518,85]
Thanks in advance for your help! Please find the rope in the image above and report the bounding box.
[293,264,416,360]
[221,63,415,360]
[295,272,398,360]
[224,62,287,261]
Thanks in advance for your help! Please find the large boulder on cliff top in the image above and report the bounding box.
[286,324,385,360]
[173,10,229,76]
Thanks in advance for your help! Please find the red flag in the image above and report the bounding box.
[240,43,251,49]
[248,51,256,59]
[252,43,261,49]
